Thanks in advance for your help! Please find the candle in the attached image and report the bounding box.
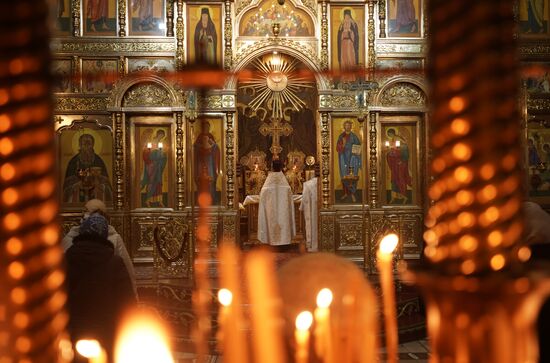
[75,339,106,363]
[377,233,399,363]
[395,140,400,148]
[217,288,232,344]
[158,142,163,149]
[314,288,334,363]
[146,142,152,149]
[295,311,313,363]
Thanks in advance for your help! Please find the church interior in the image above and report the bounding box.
[1,0,550,361]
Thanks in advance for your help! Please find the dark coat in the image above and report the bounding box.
[65,233,136,356]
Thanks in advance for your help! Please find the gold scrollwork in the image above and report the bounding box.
[122,84,172,107]
[72,0,80,37]
[319,214,335,251]
[527,97,550,112]
[153,218,190,277]
[368,1,376,77]
[320,112,330,209]
[54,41,177,53]
[369,112,378,208]
[339,222,363,247]
[224,0,233,70]
[176,0,185,69]
[54,96,108,112]
[331,95,357,109]
[225,112,236,208]
[118,0,127,36]
[377,0,386,38]
[176,112,185,210]
[222,213,238,243]
[198,95,223,109]
[114,112,124,210]
[166,0,175,37]
[320,0,328,71]
[379,82,426,106]
[235,0,254,16]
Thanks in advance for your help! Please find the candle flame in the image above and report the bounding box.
[75,339,101,359]
[380,233,399,254]
[316,288,333,308]
[158,142,163,149]
[147,142,152,149]
[115,311,174,363]
[295,311,313,331]
[218,288,233,306]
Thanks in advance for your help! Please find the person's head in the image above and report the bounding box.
[387,128,396,138]
[272,159,283,172]
[79,134,95,153]
[201,121,211,134]
[344,120,352,132]
[155,129,166,142]
[201,8,210,26]
[79,213,109,239]
[343,9,352,21]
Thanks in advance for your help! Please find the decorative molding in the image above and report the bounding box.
[198,95,223,109]
[154,217,189,277]
[53,41,177,53]
[519,44,550,57]
[320,0,328,70]
[54,96,108,112]
[71,55,80,93]
[527,96,550,112]
[72,0,80,37]
[376,43,426,54]
[118,55,125,78]
[118,0,127,36]
[301,0,317,18]
[332,94,356,109]
[235,0,254,16]
[368,1,376,77]
[320,112,330,209]
[224,0,233,70]
[166,0,175,37]
[379,82,426,106]
[319,214,335,251]
[222,213,238,243]
[369,112,378,208]
[108,74,185,108]
[176,0,185,69]
[175,112,185,210]
[114,112,124,210]
[368,213,398,272]
[133,217,156,258]
[122,83,173,107]
[339,220,363,247]
[378,0,386,38]
[401,214,423,259]
[225,112,236,208]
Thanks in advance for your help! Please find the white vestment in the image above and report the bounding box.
[258,171,296,245]
[300,177,318,251]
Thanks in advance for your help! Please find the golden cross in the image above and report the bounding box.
[259,118,293,160]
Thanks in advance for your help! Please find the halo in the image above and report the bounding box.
[340,7,357,21]
[71,129,104,155]
[196,6,213,19]
[386,127,397,138]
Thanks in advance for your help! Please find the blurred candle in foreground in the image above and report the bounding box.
[295,311,313,363]
[314,288,334,363]
[217,288,232,345]
[75,339,106,363]
[115,310,174,363]
[377,233,399,363]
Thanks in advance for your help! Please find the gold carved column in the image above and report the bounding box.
[71,55,80,93]
[114,112,125,210]
[224,0,233,70]
[175,111,185,210]
[118,0,127,36]
[320,111,330,209]
[71,0,80,36]
[176,0,185,69]
[368,111,378,208]
[377,0,386,38]
[367,0,376,78]
[225,112,236,209]
[166,0,175,37]
[320,0,329,71]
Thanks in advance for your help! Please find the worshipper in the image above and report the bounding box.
[62,199,137,296]
[258,159,296,246]
[65,214,136,360]
[300,174,318,252]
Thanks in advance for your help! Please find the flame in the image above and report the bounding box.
[75,339,101,359]
[379,234,399,254]
[218,288,233,307]
[316,288,333,309]
[295,311,313,331]
[115,311,174,363]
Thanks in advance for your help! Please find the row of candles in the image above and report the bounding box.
[146,142,163,149]
[217,233,400,363]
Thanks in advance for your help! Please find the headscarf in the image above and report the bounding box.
[79,213,109,239]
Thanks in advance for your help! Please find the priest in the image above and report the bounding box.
[258,159,296,246]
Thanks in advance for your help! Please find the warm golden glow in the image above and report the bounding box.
[5,237,23,255]
[115,311,174,363]
[316,288,333,308]
[452,143,472,161]
[460,260,476,275]
[449,97,466,112]
[0,163,15,181]
[518,246,531,262]
[450,118,470,135]
[423,230,438,245]
[75,339,101,359]
[487,230,503,247]
[490,254,506,271]
[217,288,233,307]
[454,166,473,184]
[4,212,21,230]
[432,158,446,173]
[2,188,18,205]
[379,233,399,254]
[0,137,14,155]
[456,190,474,206]
[457,212,475,228]
[8,261,24,279]
[478,185,497,203]
[480,163,496,180]
[295,311,313,331]
[459,235,478,252]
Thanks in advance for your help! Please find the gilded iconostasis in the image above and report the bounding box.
[50,0,547,274]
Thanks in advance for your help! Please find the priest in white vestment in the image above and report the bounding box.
[258,160,296,245]
[300,177,318,251]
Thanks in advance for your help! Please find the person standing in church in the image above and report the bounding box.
[258,159,296,247]
[337,9,359,82]
[194,8,217,65]
[337,120,362,202]
[300,174,318,251]
[194,120,221,204]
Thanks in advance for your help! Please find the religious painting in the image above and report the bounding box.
[381,121,419,206]
[332,117,364,204]
[129,0,166,36]
[127,57,175,73]
[387,0,421,37]
[83,0,117,36]
[51,59,72,93]
[58,122,114,208]
[82,59,118,93]
[186,4,223,66]
[526,127,550,203]
[330,5,365,84]
[239,0,314,37]
[50,0,71,35]
[519,0,550,36]
[375,58,424,79]
[133,119,173,209]
[523,62,550,94]
[193,117,224,205]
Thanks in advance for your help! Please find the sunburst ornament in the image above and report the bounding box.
[239,52,314,119]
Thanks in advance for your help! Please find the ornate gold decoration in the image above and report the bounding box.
[518,45,550,56]
[176,0,185,69]
[72,0,80,36]
[401,214,423,259]
[376,43,426,54]
[339,219,364,247]
[368,1,376,78]
[226,112,236,208]
[166,0,175,37]
[320,0,328,70]
[118,55,125,77]
[527,97,550,112]
[198,94,223,109]
[301,0,317,18]
[222,94,235,108]
[332,94,357,109]
[235,0,254,16]
[319,214,335,251]
[122,83,172,107]
[369,112,378,208]
[368,213,398,271]
[54,41,177,53]
[71,55,79,92]
[133,217,156,259]
[114,112,124,210]
[153,218,189,277]
[378,0,386,38]
[379,82,426,106]
[224,0,233,70]
[222,213,238,243]
[176,112,185,210]
[259,118,293,159]
[118,0,127,36]
[320,112,330,209]
[54,96,108,112]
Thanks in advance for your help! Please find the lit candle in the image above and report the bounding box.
[158,142,163,149]
[395,140,401,148]
[75,339,106,363]
[217,288,232,346]
[314,288,334,363]
[295,311,313,363]
[377,233,399,363]
[146,142,152,149]
[385,140,390,148]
